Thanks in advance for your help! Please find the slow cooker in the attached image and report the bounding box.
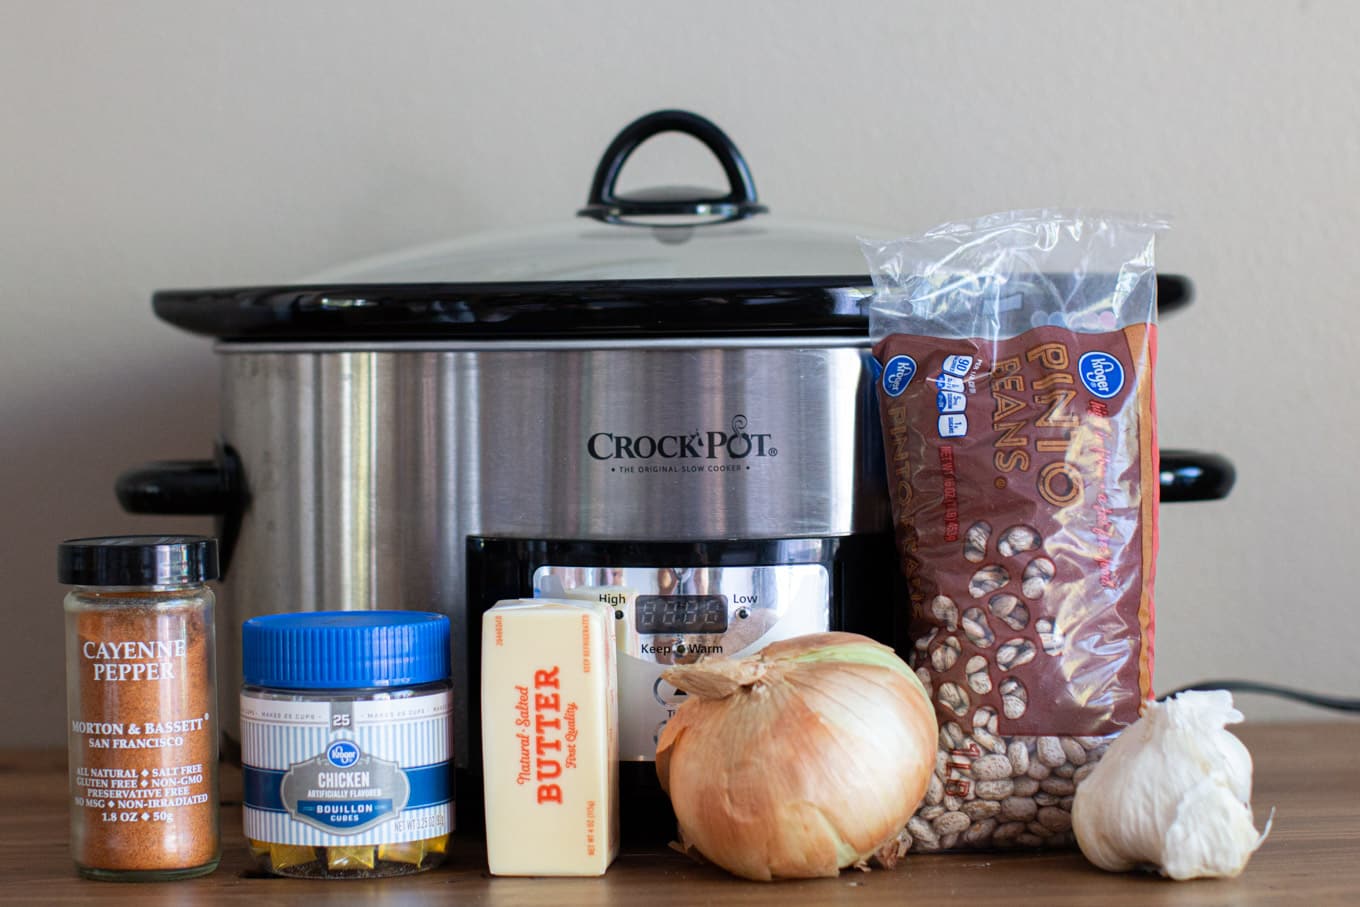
[116,110,1234,835]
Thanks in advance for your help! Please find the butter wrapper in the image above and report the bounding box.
[481,598,619,876]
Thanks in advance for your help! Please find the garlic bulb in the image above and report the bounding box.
[655,632,937,881]
[1072,690,1270,879]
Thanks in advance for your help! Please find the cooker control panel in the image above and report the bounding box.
[533,564,830,762]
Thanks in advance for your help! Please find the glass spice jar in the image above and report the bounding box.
[240,611,453,878]
[58,535,221,881]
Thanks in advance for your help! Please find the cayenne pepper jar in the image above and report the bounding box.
[58,535,220,881]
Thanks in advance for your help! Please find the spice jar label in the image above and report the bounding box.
[241,691,452,847]
[68,610,218,872]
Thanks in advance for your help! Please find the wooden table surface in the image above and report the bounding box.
[1,722,1355,905]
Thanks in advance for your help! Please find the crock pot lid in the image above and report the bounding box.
[152,110,1191,341]
[303,110,885,283]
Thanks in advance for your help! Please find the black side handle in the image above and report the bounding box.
[578,109,768,226]
[117,460,235,514]
[1160,450,1235,503]
[1156,275,1192,317]
[116,442,246,574]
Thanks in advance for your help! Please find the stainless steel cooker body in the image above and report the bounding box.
[215,337,889,765]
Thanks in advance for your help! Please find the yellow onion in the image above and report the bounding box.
[655,632,937,880]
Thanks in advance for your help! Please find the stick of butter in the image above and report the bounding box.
[481,598,620,876]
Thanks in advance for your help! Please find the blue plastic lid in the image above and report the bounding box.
[242,611,451,689]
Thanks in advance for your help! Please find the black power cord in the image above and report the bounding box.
[1159,680,1360,713]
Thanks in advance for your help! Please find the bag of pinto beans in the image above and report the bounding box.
[864,210,1165,851]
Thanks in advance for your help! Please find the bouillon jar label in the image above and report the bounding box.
[240,691,452,848]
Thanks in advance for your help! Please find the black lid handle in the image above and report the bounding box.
[578,110,768,226]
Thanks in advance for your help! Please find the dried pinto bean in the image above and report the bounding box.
[975,779,1015,801]
[963,800,1001,820]
[997,525,1042,558]
[963,819,997,846]
[930,595,959,631]
[972,706,999,735]
[925,774,944,806]
[993,822,1026,845]
[1059,736,1087,766]
[963,521,992,563]
[961,608,996,649]
[1000,796,1037,821]
[965,655,992,695]
[938,682,970,716]
[907,816,938,847]
[940,721,965,750]
[1035,618,1065,656]
[915,666,933,697]
[987,593,1029,631]
[971,728,1006,755]
[968,565,1009,599]
[1021,557,1055,600]
[1036,736,1066,767]
[933,811,971,836]
[1041,777,1076,796]
[972,754,1013,781]
[996,638,1037,671]
[1026,821,1055,839]
[1007,740,1030,775]
[930,635,962,672]
[1000,676,1028,719]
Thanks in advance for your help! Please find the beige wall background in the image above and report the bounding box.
[3,1,1357,746]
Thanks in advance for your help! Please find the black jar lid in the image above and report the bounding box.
[58,535,220,586]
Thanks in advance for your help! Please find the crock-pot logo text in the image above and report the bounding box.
[587,414,777,462]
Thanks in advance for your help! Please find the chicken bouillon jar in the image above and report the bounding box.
[240,611,453,878]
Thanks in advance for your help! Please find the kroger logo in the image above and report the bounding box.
[882,355,917,397]
[326,740,361,768]
[1079,352,1125,400]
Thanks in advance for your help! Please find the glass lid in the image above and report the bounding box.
[153,110,1190,342]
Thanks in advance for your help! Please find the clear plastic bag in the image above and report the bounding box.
[863,210,1166,851]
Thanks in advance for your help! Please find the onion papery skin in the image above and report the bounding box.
[656,632,937,881]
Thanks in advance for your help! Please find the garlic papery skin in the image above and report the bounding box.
[1072,690,1269,880]
[655,632,937,881]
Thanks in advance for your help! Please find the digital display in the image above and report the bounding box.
[635,595,728,635]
